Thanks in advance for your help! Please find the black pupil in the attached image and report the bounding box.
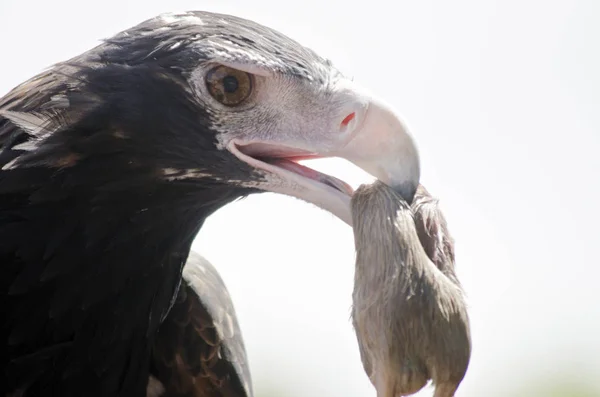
[222,75,239,93]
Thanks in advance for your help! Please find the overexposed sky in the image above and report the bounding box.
[1,1,599,396]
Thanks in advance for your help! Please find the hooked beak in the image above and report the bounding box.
[331,96,420,202]
[227,85,420,226]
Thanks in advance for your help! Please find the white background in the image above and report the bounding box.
[1,0,599,396]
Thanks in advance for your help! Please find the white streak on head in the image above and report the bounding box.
[201,40,286,71]
[49,94,70,108]
[12,141,40,151]
[159,12,204,25]
[2,158,20,170]
[1,107,65,154]
[169,42,182,51]
[0,110,52,138]
[161,168,213,181]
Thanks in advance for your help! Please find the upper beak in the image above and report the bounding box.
[331,93,421,203]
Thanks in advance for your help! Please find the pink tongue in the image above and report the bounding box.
[270,158,322,179]
[270,159,354,195]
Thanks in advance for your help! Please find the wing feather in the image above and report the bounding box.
[151,252,253,397]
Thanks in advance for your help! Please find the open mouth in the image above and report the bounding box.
[228,141,354,196]
[257,157,354,195]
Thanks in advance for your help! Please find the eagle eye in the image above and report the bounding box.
[205,66,253,106]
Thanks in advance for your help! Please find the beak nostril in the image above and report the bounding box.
[340,112,356,129]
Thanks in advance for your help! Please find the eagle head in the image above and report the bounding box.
[0,10,420,225]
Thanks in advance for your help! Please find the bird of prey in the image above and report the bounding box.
[0,11,420,397]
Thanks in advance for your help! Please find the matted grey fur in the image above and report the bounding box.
[351,182,471,397]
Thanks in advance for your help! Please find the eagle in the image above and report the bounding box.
[0,11,420,397]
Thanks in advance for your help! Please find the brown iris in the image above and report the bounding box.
[205,65,253,106]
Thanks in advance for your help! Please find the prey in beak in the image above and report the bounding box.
[350,182,471,397]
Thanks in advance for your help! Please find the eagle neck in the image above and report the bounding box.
[4,173,244,396]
